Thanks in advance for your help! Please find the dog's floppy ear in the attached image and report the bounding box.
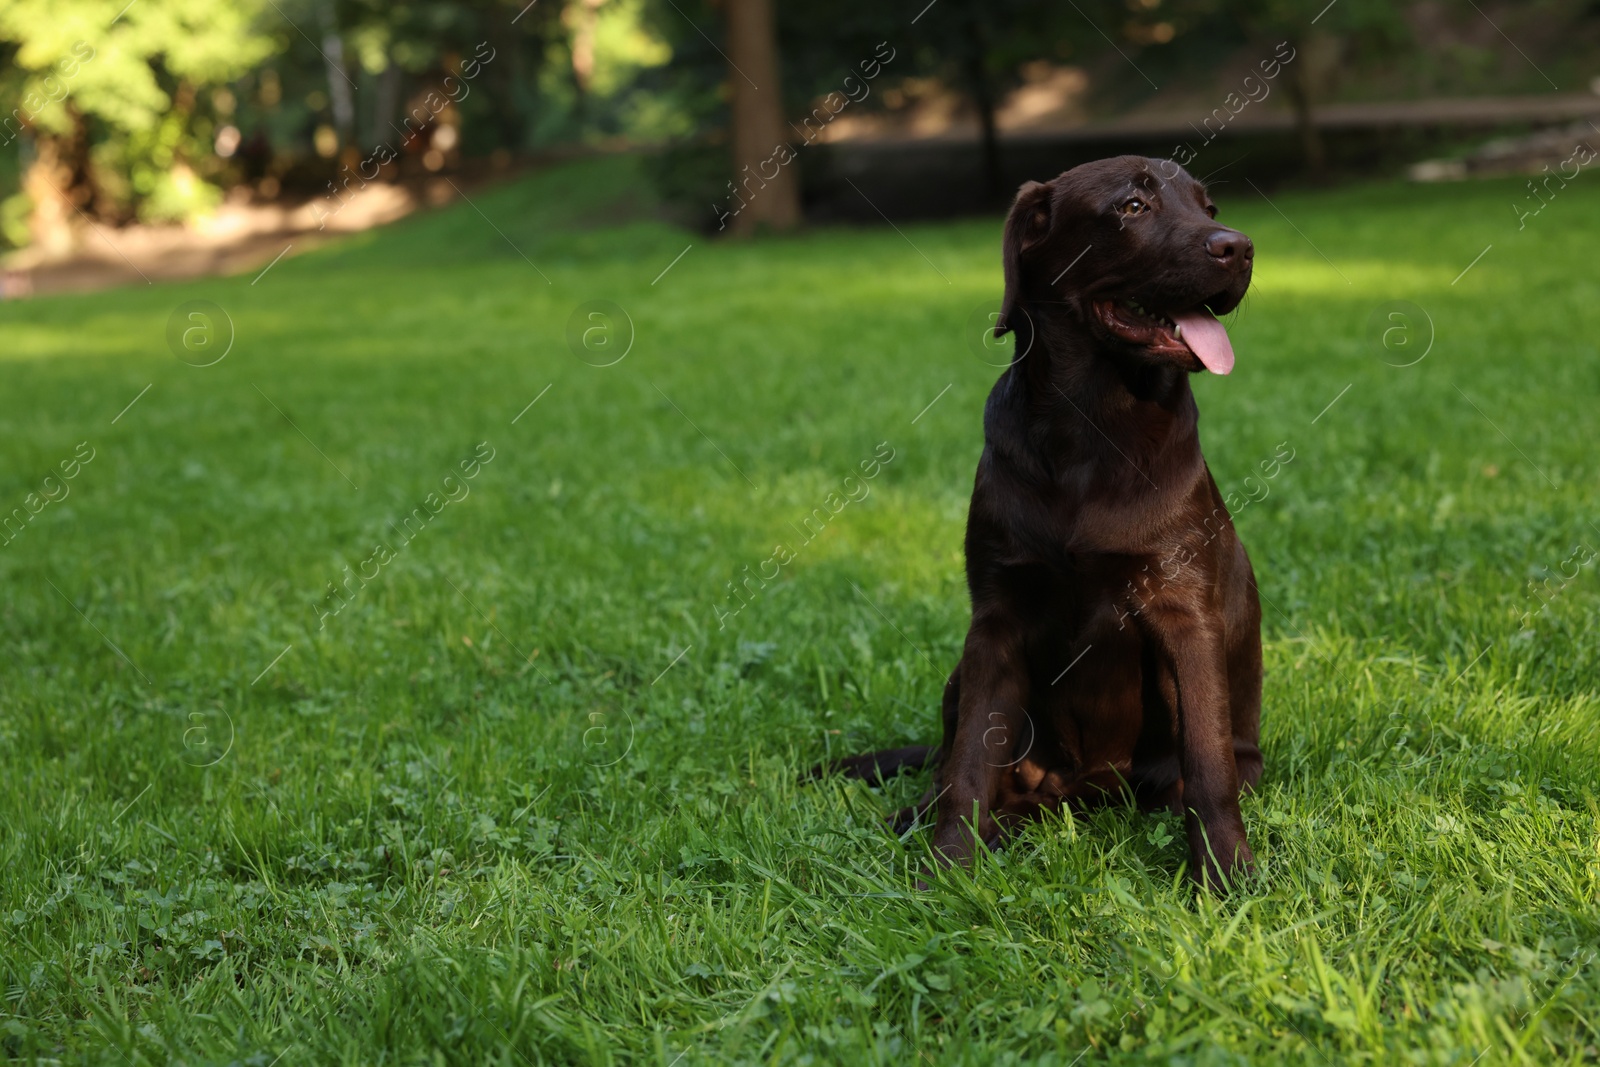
[996,180,1054,337]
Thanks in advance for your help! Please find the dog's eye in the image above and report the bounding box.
[1121,198,1149,216]
[1205,205,1218,219]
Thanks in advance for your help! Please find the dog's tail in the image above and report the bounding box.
[806,745,936,784]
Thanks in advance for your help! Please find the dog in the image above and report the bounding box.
[829,156,1262,890]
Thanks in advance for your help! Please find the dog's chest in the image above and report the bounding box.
[1001,489,1196,568]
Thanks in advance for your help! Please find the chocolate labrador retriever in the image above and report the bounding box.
[829,155,1262,889]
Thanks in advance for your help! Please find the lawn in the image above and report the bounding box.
[1,155,1598,1065]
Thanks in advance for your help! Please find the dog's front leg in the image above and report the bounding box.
[930,623,1029,868]
[1150,609,1254,889]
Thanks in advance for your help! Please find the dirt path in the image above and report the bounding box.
[0,176,452,299]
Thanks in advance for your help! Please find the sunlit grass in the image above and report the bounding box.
[1,156,1597,1064]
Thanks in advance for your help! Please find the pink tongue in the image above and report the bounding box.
[1172,308,1234,375]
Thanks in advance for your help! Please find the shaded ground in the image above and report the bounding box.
[6,93,1599,297]
[827,90,1600,146]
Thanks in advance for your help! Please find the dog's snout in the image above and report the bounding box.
[1205,229,1253,269]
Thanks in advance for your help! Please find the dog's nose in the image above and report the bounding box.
[1206,230,1253,269]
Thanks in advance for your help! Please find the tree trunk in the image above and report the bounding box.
[22,117,92,259]
[320,2,354,149]
[725,0,800,235]
[1285,68,1325,178]
[963,3,1002,205]
[569,0,604,131]
[369,61,403,151]
[1287,32,1340,180]
[493,23,541,157]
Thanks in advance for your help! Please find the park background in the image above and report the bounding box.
[2,1,1599,1063]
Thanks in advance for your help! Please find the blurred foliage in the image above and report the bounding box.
[0,0,674,244]
[0,0,274,233]
[0,0,1598,247]
[640,0,1598,218]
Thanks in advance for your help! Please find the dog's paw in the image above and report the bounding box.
[1190,841,1257,894]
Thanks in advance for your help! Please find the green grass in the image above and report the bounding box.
[2,154,1598,1065]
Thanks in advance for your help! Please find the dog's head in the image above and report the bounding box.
[996,155,1252,375]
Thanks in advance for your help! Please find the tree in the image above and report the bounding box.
[723,0,798,234]
[333,0,568,157]
[0,0,275,250]
[1212,0,1411,177]
[779,0,1087,206]
[906,0,1062,205]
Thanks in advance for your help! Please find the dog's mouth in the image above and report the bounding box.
[1093,296,1236,375]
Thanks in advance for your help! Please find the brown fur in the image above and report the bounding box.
[825,156,1263,890]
